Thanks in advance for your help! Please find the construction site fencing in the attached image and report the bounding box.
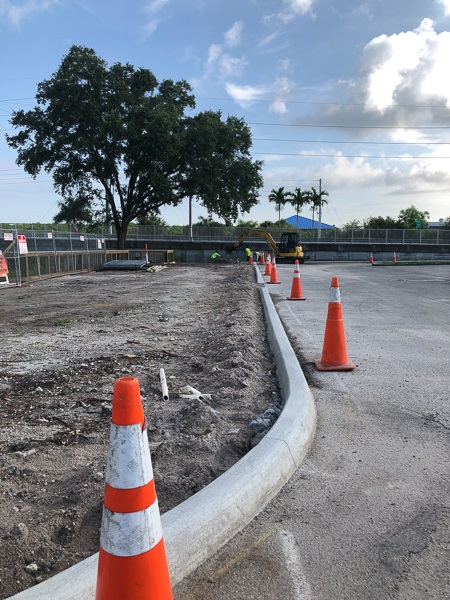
[1,249,130,286]
[1,224,449,246]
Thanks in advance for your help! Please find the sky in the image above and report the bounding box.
[1,0,450,228]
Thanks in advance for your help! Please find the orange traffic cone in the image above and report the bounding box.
[392,252,397,263]
[369,252,373,264]
[315,277,356,371]
[259,252,265,265]
[264,253,272,276]
[96,377,173,600]
[0,252,9,286]
[287,260,306,300]
[249,253,253,265]
[267,256,281,284]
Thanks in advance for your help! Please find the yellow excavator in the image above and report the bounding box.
[227,228,306,263]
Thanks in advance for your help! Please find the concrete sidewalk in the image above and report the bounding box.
[8,265,316,600]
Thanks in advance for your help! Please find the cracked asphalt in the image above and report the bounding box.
[175,263,450,600]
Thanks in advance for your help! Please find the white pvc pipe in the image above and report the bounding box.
[159,368,169,401]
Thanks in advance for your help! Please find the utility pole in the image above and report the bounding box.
[317,178,322,240]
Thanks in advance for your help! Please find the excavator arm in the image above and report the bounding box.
[228,228,306,263]
[229,228,280,254]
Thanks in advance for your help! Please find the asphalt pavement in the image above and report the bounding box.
[175,262,450,600]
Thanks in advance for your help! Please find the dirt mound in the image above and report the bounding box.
[0,264,281,599]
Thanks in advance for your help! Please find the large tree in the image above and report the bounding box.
[397,205,430,229]
[179,110,263,227]
[6,46,262,247]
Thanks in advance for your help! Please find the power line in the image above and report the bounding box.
[253,137,450,145]
[253,152,450,159]
[249,122,450,130]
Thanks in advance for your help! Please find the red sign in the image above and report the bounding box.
[17,234,28,255]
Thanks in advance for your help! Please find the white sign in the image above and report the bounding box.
[17,234,28,255]
[80,235,85,242]
[97,239,102,249]
[47,232,53,239]
[3,233,13,241]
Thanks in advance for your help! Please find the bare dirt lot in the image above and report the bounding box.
[0,264,282,599]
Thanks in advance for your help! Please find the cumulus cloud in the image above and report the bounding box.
[0,0,61,27]
[303,19,450,140]
[436,0,450,15]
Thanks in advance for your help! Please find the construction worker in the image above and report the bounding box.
[245,245,252,263]
[210,251,226,263]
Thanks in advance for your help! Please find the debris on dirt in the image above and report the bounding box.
[0,264,282,599]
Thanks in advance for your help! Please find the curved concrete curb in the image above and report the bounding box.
[8,266,316,599]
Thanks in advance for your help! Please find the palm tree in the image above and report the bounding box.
[268,187,288,226]
[309,186,329,237]
[285,187,312,227]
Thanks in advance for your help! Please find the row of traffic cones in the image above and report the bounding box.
[370,252,397,264]
[95,264,354,599]
[261,255,355,371]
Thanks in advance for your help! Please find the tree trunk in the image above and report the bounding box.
[116,224,129,250]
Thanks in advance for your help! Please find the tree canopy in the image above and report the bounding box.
[6,45,263,247]
[268,187,288,225]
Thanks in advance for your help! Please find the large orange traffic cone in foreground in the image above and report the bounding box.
[287,260,306,301]
[96,377,173,600]
[267,256,281,284]
[264,253,272,276]
[315,277,356,371]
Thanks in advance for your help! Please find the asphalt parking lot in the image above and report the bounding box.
[175,262,450,600]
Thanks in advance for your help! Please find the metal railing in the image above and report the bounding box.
[1,224,449,247]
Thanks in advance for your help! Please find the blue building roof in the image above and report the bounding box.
[285,215,335,229]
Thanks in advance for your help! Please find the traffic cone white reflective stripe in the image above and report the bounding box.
[96,377,173,600]
[104,423,155,513]
[100,498,163,557]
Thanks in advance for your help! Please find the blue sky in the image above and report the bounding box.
[1,0,450,227]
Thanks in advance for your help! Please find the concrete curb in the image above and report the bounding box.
[8,266,316,600]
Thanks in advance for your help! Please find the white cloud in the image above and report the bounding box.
[265,0,317,25]
[205,26,246,79]
[143,0,170,13]
[225,82,272,108]
[362,18,450,111]
[224,21,243,48]
[269,76,296,113]
[306,19,450,139]
[0,0,61,27]
[437,0,450,15]
[142,19,161,38]
[226,76,295,111]
[207,43,222,66]
[219,54,247,78]
[141,0,170,37]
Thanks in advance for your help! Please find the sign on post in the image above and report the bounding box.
[17,234,28,254]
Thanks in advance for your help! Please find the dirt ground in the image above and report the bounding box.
[0,263,282,599]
